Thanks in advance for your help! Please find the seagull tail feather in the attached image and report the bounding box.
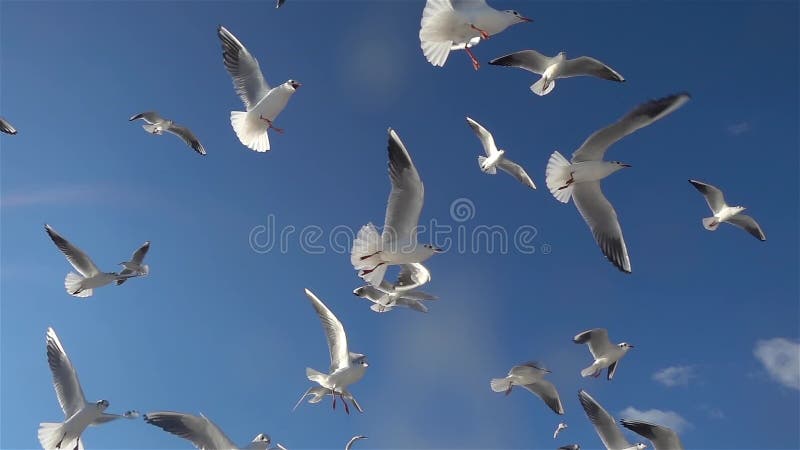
[38,422,66,450]
[230,111,270,152]
[490,377,512,393]
[545,151,574,203]
[478,156,496,174]
[350,223,381,269]
[306,367,327,384]
[65,272,92,298]
[531,77,556,96]
[580,363,601,378]
[702,217,720,231]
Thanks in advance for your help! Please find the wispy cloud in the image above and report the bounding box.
[754,337,800,390]
[619,407,692,433]
[1,185,102,208]
[653,365,695,387]
[698,404,725,420]
[727,121,751,136]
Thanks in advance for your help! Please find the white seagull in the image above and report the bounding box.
[688,179,766,241]
[490,362,564,415]
[129,112,206,155]
[573,328,633,380]
[345,436,368,450]
[545,92,690,273]
[621,419,684,450]
[292,386,364,414]
[488,50,625,96]
[353,282,437,314]
[351,129,443,287]
[419,0,532,70]
[303,288,368,414]
[467,117,536,189]
[0,116,17,135]
[578,390,646,450]
[218,25,301,152]
[554,422,568,439]
[44,224,137,298]
[116,241,150,286]
[38,327,138,450]
[144,411,284,450]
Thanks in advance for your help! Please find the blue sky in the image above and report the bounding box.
[1,1,798,449]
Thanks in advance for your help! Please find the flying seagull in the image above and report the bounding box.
[144,411,283,450]
[353,282,437,313]
[292,386,363,414]
[351,129,443,287]
[218,25,301,152]
[559,446,580,450]
[489,50,624,96]
[129,112,206,155]
[116,241,150,286]
[0,116,17,135]
[578,390,646,450]
[554,422,568,439]
[573,328,633,380]
[467,117,536,189]
[545,92,690,273]
[688,179,765,241]
[345,436,367,450]
[490,362,564,415]
[303,289,368,414]
[44,224,137,298]
[419,0,532,70]
[38,327,138,450]
[621,419,684,450]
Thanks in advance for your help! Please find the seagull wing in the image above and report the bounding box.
[394,263,431,291]
[304,289,349,372]
[144,411,238,450]
[383,129,424,245]
[46,327,87,419]
[0,117,18,135]
[129,241,151,266]
[128,111,164,124]
[218,26,271,110]
[571,182,631,273]
[45,224,101,277]
[520,379,565,415]
[688,179,727,213]
[571,92,690,163]
[345,435,368,450]
[573,328,615,360]
[276,0,286,7]
[166,123,207,155]
[466,117,499,156]
[727,214,766,241]
[621,419,684,450]
[579,390,632,450]
[488,49,553,74]
[559,56,625,82]
[453,0,488,9]
[497,158,537,189]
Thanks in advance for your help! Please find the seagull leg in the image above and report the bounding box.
[593,370,601,378]
[331,388,337,410]
[342,394,351,415]
[505,386,512,396]
[470,24,490,40]
[557,173,575,190]
[259,115,284,134]
[464,47,480,71]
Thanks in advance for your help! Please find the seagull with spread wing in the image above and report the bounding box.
[353,280,437,314]
[688,179,765,241]
[490,362,564,415]
[129,112,206,155]
[116,241,150,286]
[467,117,536,189]
[578,390,646,450]
[144,411,285,450]
[573,328,634,380]
[345,436,367,450]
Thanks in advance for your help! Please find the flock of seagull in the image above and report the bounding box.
[1,1,770,449]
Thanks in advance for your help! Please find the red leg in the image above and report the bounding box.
[470,24,490,40]
[259,115,285,134]
[464,47,480,71]
[343,394,350,415]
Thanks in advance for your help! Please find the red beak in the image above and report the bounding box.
[520,16,533,23]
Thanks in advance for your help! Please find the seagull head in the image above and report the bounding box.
[252,434,271,444]
[95,399,110,410]
[423,243,444,254]
[635,443,648,450]
[618,342,634,350]
[287,79,302,90]
[733,206,747,214]
[503,10,533,23]
[350,352,369,368]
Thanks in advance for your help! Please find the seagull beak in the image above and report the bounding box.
[629,344,635,348]
[520,16,533,23]
[621,163,632,168]
[291,81,302,89]
[434,247,444,253]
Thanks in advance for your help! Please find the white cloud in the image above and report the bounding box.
[727,121,751,135]
[619,407,691,433]
[653,365,695,387]
[754,338,800,390]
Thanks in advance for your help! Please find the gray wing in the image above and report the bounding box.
[558,445,580,450]
[572,92,690,162]
[0,117,17,135]
[621,419,684,450]
[394,263,431,291]
[353,285,385,303]
[395,298,429,313]
[383,129,424,245]
[488,50,553,74]
[571,182,631,273]
[578,390,631,450]
[607,361,619,380]
[129,111,164,124]
[466,117,499,156]
[520,379,564,415]
[573,328,615,360]
[559,56,625,82]
[45,224,101,277]
[497,158,536,189]
[46,327,87,419]
[400,290,437,301]
[91,410,139,425]
[345,435,367,450]
[453,0,488,9]
[728,214,766,241]
[276,0,286,7]
[304,289,349,372]
[144,411,238,450]
[688,179,727,213]
[166,123,207,155]
[218,26,271,110]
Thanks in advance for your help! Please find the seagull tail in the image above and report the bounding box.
[545,151,574,203]
[478,156,497,174]
[350,223,381,269]
[580,363,601,378]
[306,367,327,384]
[230,111,270,152]
[490,377,512,393]
[419,0,453,67]
[38,422,66,450]
[702,217,720,231]
[65,272,92,298]
[531,77,556,96]
[370,303,392,313]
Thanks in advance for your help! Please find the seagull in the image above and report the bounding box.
[578,390,646,450]
[621,419,684,450]
[545,92,690,273]
[467,117,536,189]
[353,283,437,313]
[292,386,364,414]
[276,0,286,7]
[218,25,301,152]
[303,288,368,414]
[144,411,284,450]
[554,422,568,439]
[345,436,368,450]
[44,224,137,298]
[38,327,138,450]
[116,241,150,286]
[559,446,580,450]
[574,328,633,380]
[688,179,765,241]
[350,129,443,287]
[129,112,206,155]
[0,116,17,135]
[419,0,532,70]
[490,362,564,415]
[488,50,624,96]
